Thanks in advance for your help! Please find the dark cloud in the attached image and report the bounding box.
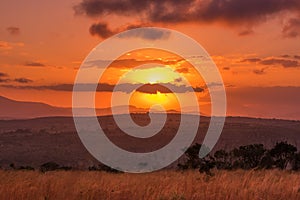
[282,17,300,38]
[238,29,254,36]
[223,67,231,70]
[281,55,290,58]
[117,27,171,40]
[24,62,45,67]
[14,78,33,84]
[6,27,20,35]
[260,58,299,68]
[0,72,8,77]
[0,73,33,84]
[75,0,300,36]
[294,55,300,59]
[1,82,204,94]
[176,67,189,73]
[88,21,171,39]
[242,57,300,68]
[241,58,262,63]
[89,22,115,38]
[0,73,10,83]
[136,84,172,94]
[253,67,268,75]
[174,77,183,83]
[0,78,10,83]
[136,83,203,94]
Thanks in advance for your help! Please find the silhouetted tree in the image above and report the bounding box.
[258,151,274,169]
[88,164,122,173]
[40,162,60,173]
[291,152,300,171]
[214,149,232,170]
[19,166,35,171]
[270,142,297,169]
[231,144,266,169]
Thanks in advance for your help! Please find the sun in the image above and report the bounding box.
[129,91,179,111]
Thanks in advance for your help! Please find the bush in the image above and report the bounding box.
[19,166,35,171]
[177,142,300,173]
[40,162,60,173]
[88,164,122,173]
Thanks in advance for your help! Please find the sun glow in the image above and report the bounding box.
[129,91,179,111]
[120,66,181,84]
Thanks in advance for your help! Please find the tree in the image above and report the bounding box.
[40,162,60,173]
[231,144,266,169]
[270,142,297,169]
[214,149,232,170]
[291,153,300,171]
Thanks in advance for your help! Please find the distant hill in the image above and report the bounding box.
[0,96,71,119]
[0,96,171,119]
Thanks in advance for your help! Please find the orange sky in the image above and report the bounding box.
[0,0,300,120]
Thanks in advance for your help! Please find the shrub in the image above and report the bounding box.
[40,162,60,173]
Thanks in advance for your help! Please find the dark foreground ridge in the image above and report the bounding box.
[0,114,299,169]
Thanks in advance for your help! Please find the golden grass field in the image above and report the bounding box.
[0,170,299,200]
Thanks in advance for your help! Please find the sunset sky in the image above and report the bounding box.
[1,0,300,120]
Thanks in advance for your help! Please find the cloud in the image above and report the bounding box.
[295,55,300,59]
[6,27,20,36]
[282,17,300,38]
[174,77,183,83]
[117,27,171,40]
[84,58,183,68]
[0,73,33,84]
[241,58,262,63]
[238,29,254,36]
[75,0,300,36]
[223,67,231,70]
[14,78,33,84]
[89,22,115,38]
[242,56,300,68]
[0,72,8,78]
[88,21,171,39]
[253,67,268,75]
[176,67,189,73]
[136,83,204,94]
[1,82,204,94]
[24,62,45,67]
[0,73,9,83]
[0,79,10,83]
[260,58,299,68]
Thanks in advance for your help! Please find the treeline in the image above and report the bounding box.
[3,141,300,174]
[5,162,121,173]
[178,142,300,175]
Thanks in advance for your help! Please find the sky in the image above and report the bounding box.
[0,0,300,120]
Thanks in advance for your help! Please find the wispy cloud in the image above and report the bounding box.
[253,67,268,75]
[6,27,20,36]
[84,58,183,69]
[282,17,300,38]
[1,82,204,94]
[14,78,33,83]
[24,62,45,67]
[241,56,300,68]
[89,22,171,39]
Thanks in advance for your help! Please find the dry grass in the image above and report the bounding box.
[0,170,299,200]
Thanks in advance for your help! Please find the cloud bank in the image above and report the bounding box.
[1,82,204,94]
[75,0,300,38]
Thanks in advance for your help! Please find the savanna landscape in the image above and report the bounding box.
[0,112,300,199]
[1,0,300,199]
